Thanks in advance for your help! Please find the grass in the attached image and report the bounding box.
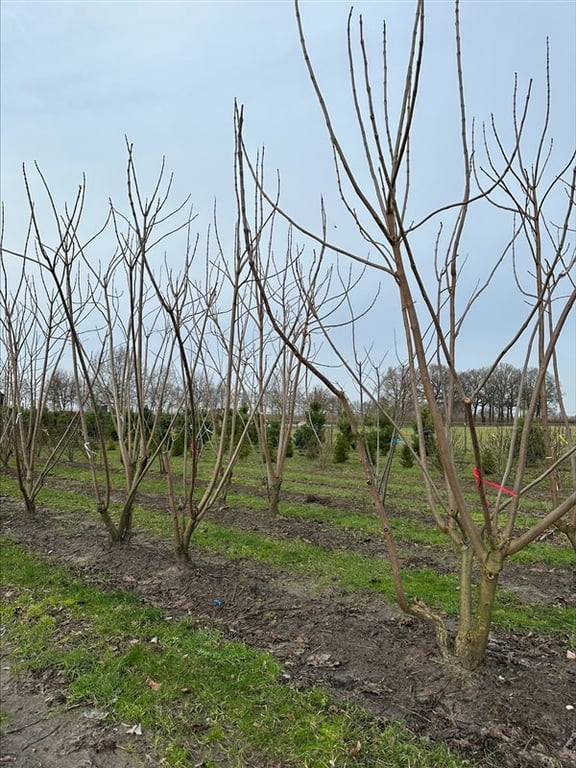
[0,710,10,733]
[1,539,480,768]
[24,454,575,568]
[1,474,573,636]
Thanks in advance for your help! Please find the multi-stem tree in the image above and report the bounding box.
[234,152,315,512]
[14,152,191,542]
[0,356,14,468]
[137,152,272,563]
[239,0,575,669]
[0,249,75,513]
[472,51,575,548]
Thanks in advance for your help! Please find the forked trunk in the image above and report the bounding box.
[267,475,282,515]
[23,493,37,516]
[95,499,121,542]
[455,553,503,670]
[174,542,191,566]
[104,501,134,543]
[117,503,134,542]
[554,519,576,553]
[169,514,193,565]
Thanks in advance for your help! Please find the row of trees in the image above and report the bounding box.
[0,144,320,548]
[418,364,560,422]
[1,0,574,671]
[5,359,560,429]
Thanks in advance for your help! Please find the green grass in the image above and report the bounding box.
[1,539,479,768]
[17,455,573,569]
[1,472,573,635]
[0,710,10,733]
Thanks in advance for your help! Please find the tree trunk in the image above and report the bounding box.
[555,519,576,553]
[267,475,282,515]
[112,500,134,542]
[174,542,191,566]
[23,493,37,516]
[455,551,503,670]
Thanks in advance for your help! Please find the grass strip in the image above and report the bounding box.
[14,465,573,569]
[188,522,573,636]
[1,539,478,768]
[224,491,573,568]
[1,478,573,635]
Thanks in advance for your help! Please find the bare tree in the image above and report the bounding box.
[0,241,75,513]
[12,149,191,542]
[46,368,77,413]
[459,367,489,422]
[238,0,575,669]
[234,156,315,512]
[0,357,14,468]
[144,195,272,563]
[473,52,576,547]
[380,364,413,423]
[5,164,124,538]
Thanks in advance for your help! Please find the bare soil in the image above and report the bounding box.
[0,656,157,768]
[1,490,575,768]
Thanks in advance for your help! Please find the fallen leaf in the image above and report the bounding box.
[349,740,362,756]
[83,709,108,721]
[306,652,341,668]
[146,677,162,691]
[125,723,143,736]
[567,650,576,660]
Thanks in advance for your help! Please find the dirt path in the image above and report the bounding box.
[1,496,575,768]
[0,653,156,767]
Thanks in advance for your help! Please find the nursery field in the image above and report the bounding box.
[1,448,575,768]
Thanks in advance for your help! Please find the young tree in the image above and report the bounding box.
[473,52,575,547]
[239,0,575,669]
[294,397,326,458]
[13,151,190,542]
[140,154,277,562]
[0,251,76,513]
[229,139,329,513]
[0,358,14,468]
[250,266,310,512]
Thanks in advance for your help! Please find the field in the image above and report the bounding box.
[1,446,575,768]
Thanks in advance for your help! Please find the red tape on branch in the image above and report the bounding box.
[473,467,518,498]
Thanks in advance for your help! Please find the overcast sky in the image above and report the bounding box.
[1,0,575,413]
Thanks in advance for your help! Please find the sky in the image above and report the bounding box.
[1,0,575,414]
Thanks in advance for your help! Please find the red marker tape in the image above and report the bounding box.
[473,467,518,498]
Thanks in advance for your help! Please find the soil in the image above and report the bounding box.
[0,657,157,768]
[1,490,575,768]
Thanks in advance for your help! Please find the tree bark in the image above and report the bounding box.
[267,474,282,515]
[455,550,503,670]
